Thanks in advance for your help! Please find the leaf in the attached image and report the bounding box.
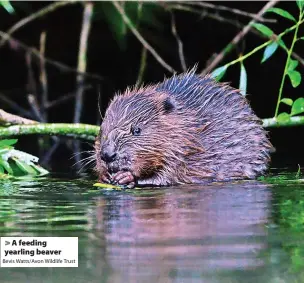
[0,159,13,174]
[281,98,293,106]
[277,38,288,50]
[93,182,123,190]
[296,0,304,11]
[251,23,274,37]
[31,164,49,175]
[288,59,299,72]
[291,97,304,116]
[0,165,4,174]
[0,139,18,148]
[287,70,302,88]
[211,65,228,81]
[0,0,15,14]
[266,8,296,22]
[12,158,38,175]
[239,62,247,96]
[299,37,304,41]
[261,42,278,63]
[277,112,290,123]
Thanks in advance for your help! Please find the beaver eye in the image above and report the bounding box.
[131,126,141,136]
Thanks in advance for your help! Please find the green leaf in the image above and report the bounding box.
[0,165,4,174]
[0,0,15,14]
[251,23,274,37]
[266,8,296,22]
[0,139,18,148]
[12,157,38,175]
[277,38,288,50]
[261,42,278,63]
[287,70,302,88]
[239,62,247,96]
[277,112,290,123]
[291,97,304,116]
[31,164,49,175]
[281,98,293,106]
[0,159,13,174]
[299,37,304,41]
[296,0,304,11]
[211,65,227,81]
[288,59,299,72]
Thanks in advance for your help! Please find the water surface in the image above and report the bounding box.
[0,172,304,283]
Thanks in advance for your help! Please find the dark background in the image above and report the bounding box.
[0,1,303,173]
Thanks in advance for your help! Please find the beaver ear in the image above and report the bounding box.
[163,97,175,113]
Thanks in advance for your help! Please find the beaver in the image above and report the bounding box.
[95,68,272,188]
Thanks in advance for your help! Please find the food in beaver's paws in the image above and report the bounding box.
[93,182,141,190]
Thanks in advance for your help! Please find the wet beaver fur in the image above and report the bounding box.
[95,69,272,188]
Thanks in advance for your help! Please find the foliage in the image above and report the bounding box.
[211,2,304,123]
[0,139,48,177]
[0,0,14,14]
[94,2,163,50]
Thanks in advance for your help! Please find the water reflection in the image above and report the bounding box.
[89,181,271,283]
[2,177,303,283]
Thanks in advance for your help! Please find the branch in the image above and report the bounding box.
[0,109,38,125]
[263,116,304,128]
[74,2,94,123]
[39,31,48,121]
[0,123,99,141]
[113,1,175,73]
[171,12,187,71]
[168,3,304,68]
[201,0,280,75]
[136,46,147,87]
[0,1,78,47]
[186,1,277,23]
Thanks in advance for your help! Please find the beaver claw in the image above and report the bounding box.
[112,171,136,189]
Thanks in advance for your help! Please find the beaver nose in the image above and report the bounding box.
[101,145,117,163]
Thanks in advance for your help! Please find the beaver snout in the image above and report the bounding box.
[100,144,117,163]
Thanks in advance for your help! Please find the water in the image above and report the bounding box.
[0,172,304,283]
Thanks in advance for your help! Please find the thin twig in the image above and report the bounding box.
[186,1,277,23]
[27,94,44,122]
[73,2,94,165]
[201,0,280,75]
[25,52,38,97]
[0,109,38,125]
[170,12,187,71]
[0,1,78,47]
[0,92,32,118]
[0,30,103,80]
[39,31,48,121]
[74,2,93,124]
[113,1,175,73]
[46,86,92,109]
[136,46,147,87]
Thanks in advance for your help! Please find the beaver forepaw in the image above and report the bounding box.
[112,171,136,189]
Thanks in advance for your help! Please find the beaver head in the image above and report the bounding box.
[95,86,201,184]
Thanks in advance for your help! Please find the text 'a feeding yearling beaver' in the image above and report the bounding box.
[95,69,272,188]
